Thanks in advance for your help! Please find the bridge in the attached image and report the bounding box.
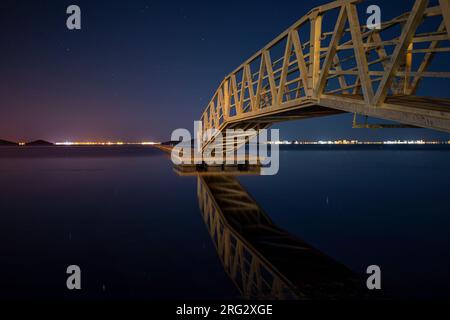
[200,0,450,149]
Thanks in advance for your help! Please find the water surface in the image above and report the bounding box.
[0,146,449,299]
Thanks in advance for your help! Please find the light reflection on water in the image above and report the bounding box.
[0,146,449,299]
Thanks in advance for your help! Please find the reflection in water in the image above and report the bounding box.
[195,173,365,299]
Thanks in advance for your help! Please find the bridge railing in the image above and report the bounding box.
[200,0,450,134]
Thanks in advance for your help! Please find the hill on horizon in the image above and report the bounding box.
[25,140,54,146]
[0,139,18,146]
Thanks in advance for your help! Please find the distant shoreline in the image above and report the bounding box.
[0,139,54,147]
[1,144,449,150]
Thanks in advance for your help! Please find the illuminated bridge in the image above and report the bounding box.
[200,0,450,149]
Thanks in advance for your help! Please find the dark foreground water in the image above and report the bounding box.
[0,145,449,300]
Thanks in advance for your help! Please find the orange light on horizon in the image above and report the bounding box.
[55,141,159,146]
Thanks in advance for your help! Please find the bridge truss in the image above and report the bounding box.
[200,0,450,149]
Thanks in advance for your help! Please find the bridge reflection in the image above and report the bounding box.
[192,170,364,299]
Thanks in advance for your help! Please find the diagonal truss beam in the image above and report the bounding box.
[316,5,348,97]
[346,3,374,105]
[373,0,429,106]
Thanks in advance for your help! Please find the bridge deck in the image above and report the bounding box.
[319,94,450,131]
[220,94,450,133]
[335,94,450,113]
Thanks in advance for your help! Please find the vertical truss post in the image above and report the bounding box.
[309,10,322,98]
[404,42,413,94]
[223,79,230,121]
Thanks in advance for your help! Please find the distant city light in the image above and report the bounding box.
[268,140,449,145]
[52,140,448,146]
[54,141,158,146]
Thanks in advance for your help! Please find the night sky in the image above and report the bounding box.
[1,0,449,142]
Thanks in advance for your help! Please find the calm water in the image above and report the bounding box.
[0,146,449,300]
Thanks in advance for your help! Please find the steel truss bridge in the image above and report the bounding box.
[200,0,450,149]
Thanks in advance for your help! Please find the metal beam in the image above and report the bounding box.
[373,0,429,106]
[439,0,450,39]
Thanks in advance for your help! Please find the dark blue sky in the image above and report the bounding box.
[1,0,449,142]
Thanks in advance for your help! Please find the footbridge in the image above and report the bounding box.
[200,0,450,149]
